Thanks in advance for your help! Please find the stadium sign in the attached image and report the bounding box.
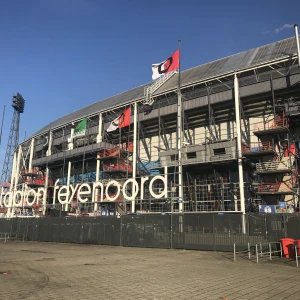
[0,168,168,207]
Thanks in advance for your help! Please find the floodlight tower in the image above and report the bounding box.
[0,93,25,186]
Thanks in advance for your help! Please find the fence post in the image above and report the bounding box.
[233,243,236,261]
[248,242,251,260]
[256,244,258,263]
[120,215,123,246]
[264,214,268,240]
[283,214,287,238]
[170,213,173,249]
[213,214,216,251]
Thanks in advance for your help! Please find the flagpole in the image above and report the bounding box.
[177,40,183,213]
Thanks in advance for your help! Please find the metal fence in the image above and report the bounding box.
[0,213,299,251]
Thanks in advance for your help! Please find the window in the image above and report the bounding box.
[213,148,226,155]
[170,155,178,161]
[187,152,197,159]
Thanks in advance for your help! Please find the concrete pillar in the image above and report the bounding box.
[96,113,103,143]
[234,74,245,214]
[28,138,35,171]
[131,103,138,213]
[65,161,72,211]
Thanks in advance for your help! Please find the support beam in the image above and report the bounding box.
[43,167,49,216]
[183,113,193,144]
[295,24,300,69]
[234,74,245,215]
[28,138,35,170]
[46,131,53,156]
[9,146,22,218]
[131,102,138,213]
[177,89,183,213]
[68,128,74,150]
[94,159,100,212]
[160,118,170,150]
[97,113,103,143]
[139,125,151,161]
[240,101,250,144]
[65,161,71,211]
[7,151,17,218]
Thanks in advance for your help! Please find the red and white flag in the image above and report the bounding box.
[152,50,179,80]
[107,107,131,132]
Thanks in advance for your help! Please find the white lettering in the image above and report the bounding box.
[149,167,168,199]
[105,180,120,201]
[13,190,23,207]
[53,179,60,204]
[3,192,11,207]
[141,176,149,200]
[77,183,91,203]
[58,185,69,204]
[122,179,139,201]
[68,184,79,203]
[26,189,37,206]
[92,181,104,203]
[37,188,46,203]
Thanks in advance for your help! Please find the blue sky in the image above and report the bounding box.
[0,0,299,175]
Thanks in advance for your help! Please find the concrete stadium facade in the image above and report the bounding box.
[1,36,300,218]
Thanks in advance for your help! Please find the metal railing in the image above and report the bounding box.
[233,242,251,261]
[255,242,282,263]
[253,116,287,132]
[0,232,26,242]
[257,182,292,193]
[242,141,273,153]
[256,160,292,172]
[21,168,41,176]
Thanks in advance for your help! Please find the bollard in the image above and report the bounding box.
[256,244,258,264]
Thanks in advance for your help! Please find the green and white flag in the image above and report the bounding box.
[73,118,87,138]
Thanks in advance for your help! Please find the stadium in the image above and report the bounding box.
[1,34,300,219]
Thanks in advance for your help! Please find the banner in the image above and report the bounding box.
[73,118,87,138]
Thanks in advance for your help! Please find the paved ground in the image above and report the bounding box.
[0,242,299,300]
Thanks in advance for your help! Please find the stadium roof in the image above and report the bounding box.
[33,36,298,137]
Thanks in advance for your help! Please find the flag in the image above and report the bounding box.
[152,50,179,80]
[42,131,50,149]
[107,107,131,132]
[142,104,153,116]
[73,118,87,138]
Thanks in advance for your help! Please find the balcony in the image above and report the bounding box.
[242,142,275,157]
[21,168,42,177]
[256,159,293,174]
[257,182,293,195]
[253,117,288,136]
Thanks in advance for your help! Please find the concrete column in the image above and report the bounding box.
[94,159,101,212]
[28,138,35,171]
[46,131,53,156]
[68,128,74,150]
[177,91,183,213]
[6,151,17,218]
[96,113,103,143]
[8,147,22,218]
[43,167,49,216]
[131,103,138,213]
[65,161,72,211]
[234,74,245,214]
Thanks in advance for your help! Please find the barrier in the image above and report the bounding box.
[0,232,25,242]
[255,242,282,263]
[233,242,251,261]
[0,214,300,252]
[294,243,300,267]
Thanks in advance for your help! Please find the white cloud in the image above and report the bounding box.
[275,24,294,33]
